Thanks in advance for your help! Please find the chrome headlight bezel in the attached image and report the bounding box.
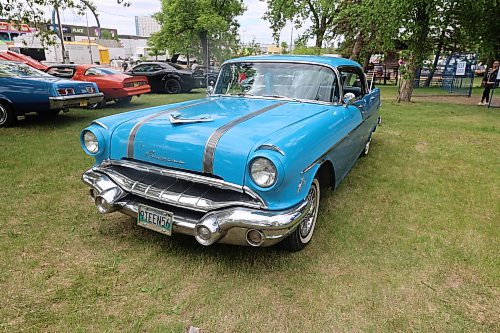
[250,157,278,188]
[81,129,104,155]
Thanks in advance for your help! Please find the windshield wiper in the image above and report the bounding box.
[262,95,303,103]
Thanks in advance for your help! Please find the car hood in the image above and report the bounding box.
[107,97,331,185]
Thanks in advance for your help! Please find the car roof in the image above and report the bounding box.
[134,62,169,66]
[224,55,361,69]
[47,64,94,69]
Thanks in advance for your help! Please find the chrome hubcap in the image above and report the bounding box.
[364,138,371,155]
[0,105,7,125]
[299,182,319,239]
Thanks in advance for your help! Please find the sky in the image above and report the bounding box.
[58,0,310,45]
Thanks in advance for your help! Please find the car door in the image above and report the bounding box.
[338,66,375,158]
[132,64,163,91]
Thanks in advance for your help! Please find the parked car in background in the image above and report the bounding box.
[126,62,195,94]
[81,55,381,251]
[192,67,219,88]
[46,64,150,108]
[0,61,103,127]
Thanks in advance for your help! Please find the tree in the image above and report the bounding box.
[153,0,245,68]
[335,0,399,66]
[147,44,166,61]
[395,0,495,101]
[280,41,289,54]
[263,0,340,48]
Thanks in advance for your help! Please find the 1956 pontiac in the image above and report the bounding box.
[81,55,381,251]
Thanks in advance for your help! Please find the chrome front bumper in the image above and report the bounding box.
[82,168,312,247]
[49,93,104,109]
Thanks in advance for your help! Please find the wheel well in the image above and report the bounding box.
[0,98,12,109]
[316,161,335,190]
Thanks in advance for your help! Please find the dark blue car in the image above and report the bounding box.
[0,61,104,127]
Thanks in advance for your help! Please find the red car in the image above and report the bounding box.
[46,64,151,108]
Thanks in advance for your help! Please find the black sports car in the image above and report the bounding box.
[127,62,196,94]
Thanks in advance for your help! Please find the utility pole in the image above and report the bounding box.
[55,3,68,63]
[206,37,210,88]
[290,25,293,55]
[85,10,93,64]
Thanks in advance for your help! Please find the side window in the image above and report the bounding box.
[133,65,149,73]
[339,67,367,99]
[151,65,163,71]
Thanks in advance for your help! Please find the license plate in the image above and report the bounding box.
[137,204,173,236]
[79,100,88,107]
[133,82,139,87]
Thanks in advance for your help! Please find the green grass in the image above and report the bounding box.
[0,88,498,332]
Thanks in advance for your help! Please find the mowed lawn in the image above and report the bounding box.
[0,87,498,332]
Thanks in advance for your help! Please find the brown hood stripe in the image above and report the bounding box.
[202,101,287,174]
[127,100,211,158]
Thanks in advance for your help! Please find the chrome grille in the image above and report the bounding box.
[94,160,264,213]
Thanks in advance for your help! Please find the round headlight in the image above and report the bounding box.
[83,131,99,154]
[250,158,277,188]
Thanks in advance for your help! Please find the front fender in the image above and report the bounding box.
[244,104,361,210]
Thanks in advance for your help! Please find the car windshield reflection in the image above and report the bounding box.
[0,61,52,78]
[214,62,340,103]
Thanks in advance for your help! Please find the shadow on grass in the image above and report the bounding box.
[95,189,338,274]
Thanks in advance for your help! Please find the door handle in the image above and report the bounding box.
[358,104,365,109]
[370,96,376,101]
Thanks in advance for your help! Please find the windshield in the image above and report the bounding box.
[214,62,340,103]
[0,62,52,78]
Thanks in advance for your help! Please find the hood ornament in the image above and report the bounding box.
[169,112,213,124]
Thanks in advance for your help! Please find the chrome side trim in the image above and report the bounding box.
[256,144,285,156]
[202,101,287,174]
[126,100,211,158]
[91,121,108,130]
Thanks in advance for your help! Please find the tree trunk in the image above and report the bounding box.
[350,32,364,62]
[199,30,209,68]
[397,4,431,102]
[397,54,416,103]
[363,52,371,71]
[424,29,446,87]
[315,32,324,49]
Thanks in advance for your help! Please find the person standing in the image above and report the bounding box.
[478,60,499,106]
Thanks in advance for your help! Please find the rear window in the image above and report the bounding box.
[47,67,75,78]
[0,62,52,78]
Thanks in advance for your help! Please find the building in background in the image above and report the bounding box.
[134,16,160,37]
[45,24,118,42]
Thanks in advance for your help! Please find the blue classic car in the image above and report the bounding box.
[0,61,104,127]
[81,55,381,251]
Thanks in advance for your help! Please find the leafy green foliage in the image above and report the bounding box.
[151,0,245,65]
[263,0,340,48]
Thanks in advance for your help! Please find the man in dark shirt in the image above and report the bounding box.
[479,60,499,105]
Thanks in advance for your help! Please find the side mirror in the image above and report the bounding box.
[206,85,214,96]
[342,92,356,106]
